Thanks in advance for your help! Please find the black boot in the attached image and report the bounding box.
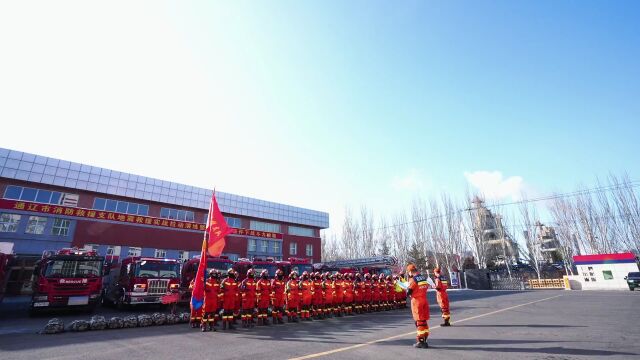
[222,320,227,330]
[441,318,451,327]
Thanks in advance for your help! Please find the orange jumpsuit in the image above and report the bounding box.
[343,279,354,314]
[333,278,344,315]
[220,277,239,326]
[256,278,271,322]
[434,274,450,321]
[323,279,334,316]
[240,278,257,323]
[271,277,286,322]
[386,280,394,308]
[312,278,324,317]
[408,273,431,343]
[286,279,301,320]
[300,279,313,319]
[354,279,365,313]
[363,279,372,312]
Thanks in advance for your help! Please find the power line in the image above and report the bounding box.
[370,179,640,232]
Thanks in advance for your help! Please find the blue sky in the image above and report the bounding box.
[1,1,638,233]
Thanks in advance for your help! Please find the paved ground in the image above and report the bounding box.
[1,290,639,360]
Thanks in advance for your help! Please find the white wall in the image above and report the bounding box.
[574,262,639,290]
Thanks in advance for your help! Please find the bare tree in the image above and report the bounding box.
[341,207,361,259]
[360,205,376,257]
[519,198,542,279]
[391,212,411,267]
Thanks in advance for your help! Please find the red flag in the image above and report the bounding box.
[206,192,233,257]
[190,239,206,310]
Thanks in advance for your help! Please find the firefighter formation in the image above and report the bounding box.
[189,264,451,349]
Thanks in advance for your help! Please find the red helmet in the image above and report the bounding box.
[355,273,362,279]
[276,269,284,277]
[323,272,330,279]
[260,269,269,278]
[364,273,371,280]
[247,269,255,277]
[302,271,309,279]
[386,275,392,281]
[344,273,351,280]
[289,271,298,279]
[336,273,343,279]
[372,274,379,280]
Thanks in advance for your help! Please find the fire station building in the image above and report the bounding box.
[0,147,329,264]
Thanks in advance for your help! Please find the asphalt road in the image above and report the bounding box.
[1,290,639,360]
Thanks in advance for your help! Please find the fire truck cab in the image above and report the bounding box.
[29,248,105,314]
[314,256,398,277]
[251,257,286,278]
[179,255,234,303]
[284,257,313,276]
[104,256,180,308]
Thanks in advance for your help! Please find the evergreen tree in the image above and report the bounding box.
[407,241,427,272]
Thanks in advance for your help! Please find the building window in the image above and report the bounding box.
[160,207,194,222]
[290,242,297,255]
[25,216,47,234]
[306,244,313,257]
[178,251,189,261]
[248,239,257,252]
[261,240,268,252]
[51,218,71,236]
[224,216,241,228]
[273,241,280,254]
[0,213,21,233]
[154,249,167,258]
[603,270,613,280]
[94,198,148,216]
[288,226,314,237]
[128,247,142,257]
[250,221,281,233]
[3,185,67,205]
[84,244,98,252]
[106,246,121,257]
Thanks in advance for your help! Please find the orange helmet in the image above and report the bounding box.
[289,271,298,279]
[406,263,417,273]
[434,267,441,274]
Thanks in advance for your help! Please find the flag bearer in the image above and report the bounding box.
[189,278,202,328]
[202,270,221,332]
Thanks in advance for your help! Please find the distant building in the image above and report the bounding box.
[470,197,519,266]
[535,221,562,262]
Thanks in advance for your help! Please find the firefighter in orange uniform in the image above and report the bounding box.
[188,278,202,328]
[300,271,314,321]
[378,275,389,310]
[433,267,451,326]
[256,269,272,326]
[271,269,286,324]
[285,271,301,322]
[240,269,257,328]
[343,273,355,316]
[370,274,379,311]
[322,272,334,318]
[220,269,238,330]
[363,273,373,312]
[406,263,435,348]
[202,270,221,332]
[312,272,324,319]
[353,273,364,314]
[385,275,395,310]
[333,273,344,317]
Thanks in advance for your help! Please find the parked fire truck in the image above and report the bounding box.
[251,257,285,278]
[29,248,105,314]
[103,256,180,308]
[0,251,13,304]
[178,255,234,304]
[314,255,398,276]
[283,257,314,276]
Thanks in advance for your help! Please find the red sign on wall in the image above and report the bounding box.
[0,199,282,239]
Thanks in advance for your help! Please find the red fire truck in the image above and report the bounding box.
[251,257,289,278]
[178,255,234,303]
[0,251,13,304]
[283,257,314,276]
[29,248,105,314]
[103,256,180,308]
[313,256,398,276]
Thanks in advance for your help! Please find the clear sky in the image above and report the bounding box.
[1,1,638,234]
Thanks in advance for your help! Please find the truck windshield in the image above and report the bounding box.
[135,261,180,278]
[207,260,233,272]
[252,264,279,277]
[291,264,312,275]
[44,260,102,278]
[629,272,640,277]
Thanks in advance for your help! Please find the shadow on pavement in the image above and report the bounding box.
[455,324,587,328]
